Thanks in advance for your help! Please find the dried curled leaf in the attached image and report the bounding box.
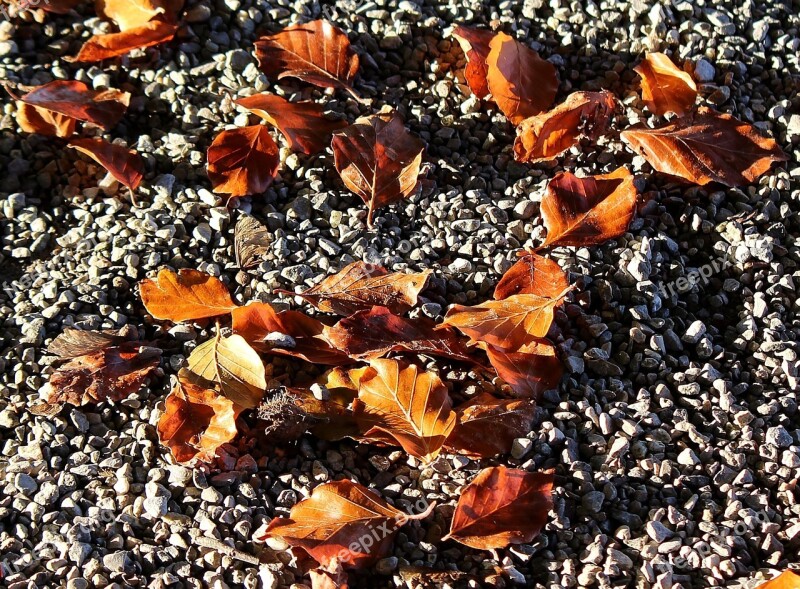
[234,214,272,270]
[16,80,130,130]
[484,339,562,400]
[140,268,237,322]
[450,25,494,99]
[621,107,787,187]
[47,325,138,358]
[634,52,697,116]
[443,466,554,549]
[235,93,348,155]
[513,91,618,163]
[16,102,76,138]
[288,367,363,441]
[494,251,569,300]
[95,0,163,31]
[207,125,280,198]
[69,137,144,191]
[69,21,178,63]
[541,166,638,248]
[331,112,426,225]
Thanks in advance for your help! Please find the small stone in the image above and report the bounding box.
[143,496,169,517]
[646,521,673,542]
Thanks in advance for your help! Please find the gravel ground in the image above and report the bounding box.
[1,0,800,588]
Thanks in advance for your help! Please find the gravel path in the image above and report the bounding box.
[1,0,799,588]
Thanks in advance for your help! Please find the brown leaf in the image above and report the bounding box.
[231,302,350,365]
[95,0,168,31]
[494,251,569,300]
[444,393,536,458]
[513,91,618,163]
[260,480,431,569]
[235,93,348,155]
[69,21,178,63]
[140,268,237,322]
[234,214,272,270]
[353,359,456,462]
[287,367,363,441]
[40,0,83,13]
[278,261,431,316]
[309,560,349,589]
[541,166,638,248]
[621,107,787,187]
[47,326,138,358]
[486,32,558,124]
[157,377,240,464]
[634,52,697,116]
[254,20,360,98]
[327,306,475,363]
[69,137,144,191]
[206,125,280,198]
[443,466,553,549]
[331,112,425,225]
[755,571,800,589]
[398,566,474,588]
[484,339,562,400]
[16,102,76,138]
[450,25,494,99]
[16,80,129,130]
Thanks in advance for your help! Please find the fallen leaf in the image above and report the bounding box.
[16,102,76,137]
[450,25,495,99]
[286,367,363,441]
[95,0,165,31]
[254,20,360,98]
[398,566,474,587]
[184,332,267,409]
[16,80,129,130]
[634,52,697,116]
[754,571,800,589]
[331,112,426,225]
[207,125,280,198]
[47,326,138,358]
[444,393,536,457]
[486,32,558,124]
[513,91,618,163]
[234,214,272,270]
[278,261,431,316]
[621,107,787,186]
[494,251,569,300]
[443,466,553,549]
[540,166,637,248]
[69,137,144,191]
[157,376,240,464]
[327,306,475,363]
[69,21,178,63]
[353,359,456,462]
[140,268,237,322]
[231,302,350,365]
[235,93,348,155]
[309,560,349,589]
[40,0,83,13]
[484,339,562,399]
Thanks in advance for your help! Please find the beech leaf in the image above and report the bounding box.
[207,125,280,198]
[450,25,494,99]
[69,137,144,191]
[16,80,130,130]
[484,339,562,400]
[95,0,165,31]
[140,268,237,322]
[234,214,272,270]
[69,21,178,63]
[16,102,76,138]
[47,325,138,358]
[494,251,569,300]
[634,52,697,116]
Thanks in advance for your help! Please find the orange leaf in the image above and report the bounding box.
[443,466,553,549]
[69,137,144,191]
[331,112,425,225]
[206,125,280,198]
[541,166,637,248]
[278,261,431,316]
[755,571,800,589]
[353,359,456,462]
[494,251,569,300]
[16,102,76,138]
[485,339,562,399]
[287,367,363,441]
[621,107,787,187]
[235,93,347,155]
[254,20,360,98]
[444,393,536,458]
[513,91,618,163]
[140,268,237,322]
[69,21,178,63]
[16,80,129,130]
[157,377,240,464]
[486,32,558,124]
[634,52,697,116]
[450,25,494,99]
[95,0,171,31]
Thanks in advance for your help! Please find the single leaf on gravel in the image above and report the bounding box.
[621,107,787,187]
[16,80,129,130]
[260,480,432,569]
[450,25,495,99]
[69,137,144,191]
[140,268,237,322]
[754,571,800,589]
[634,52,697,116]
[278,261,431,316]
[235,93,348,155]
[484,339,562,399]
[327,306,475,363]
[184,332,267,409]
[513,91,618,163]
[494,251,569,300]
[232,302,350,365]
[16,102,76,138]
[234,214,272,270]
[443,466,554,549]
[47,325,138,358]
[157,376,240,464]
[540,166,637,248]
[353,359,456,462]
[486,32,558,124]
[331,112,426,225]
[254,20,360,98]
[206,125,280,198]
[69,21,179,63]
[444,393,536,458]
